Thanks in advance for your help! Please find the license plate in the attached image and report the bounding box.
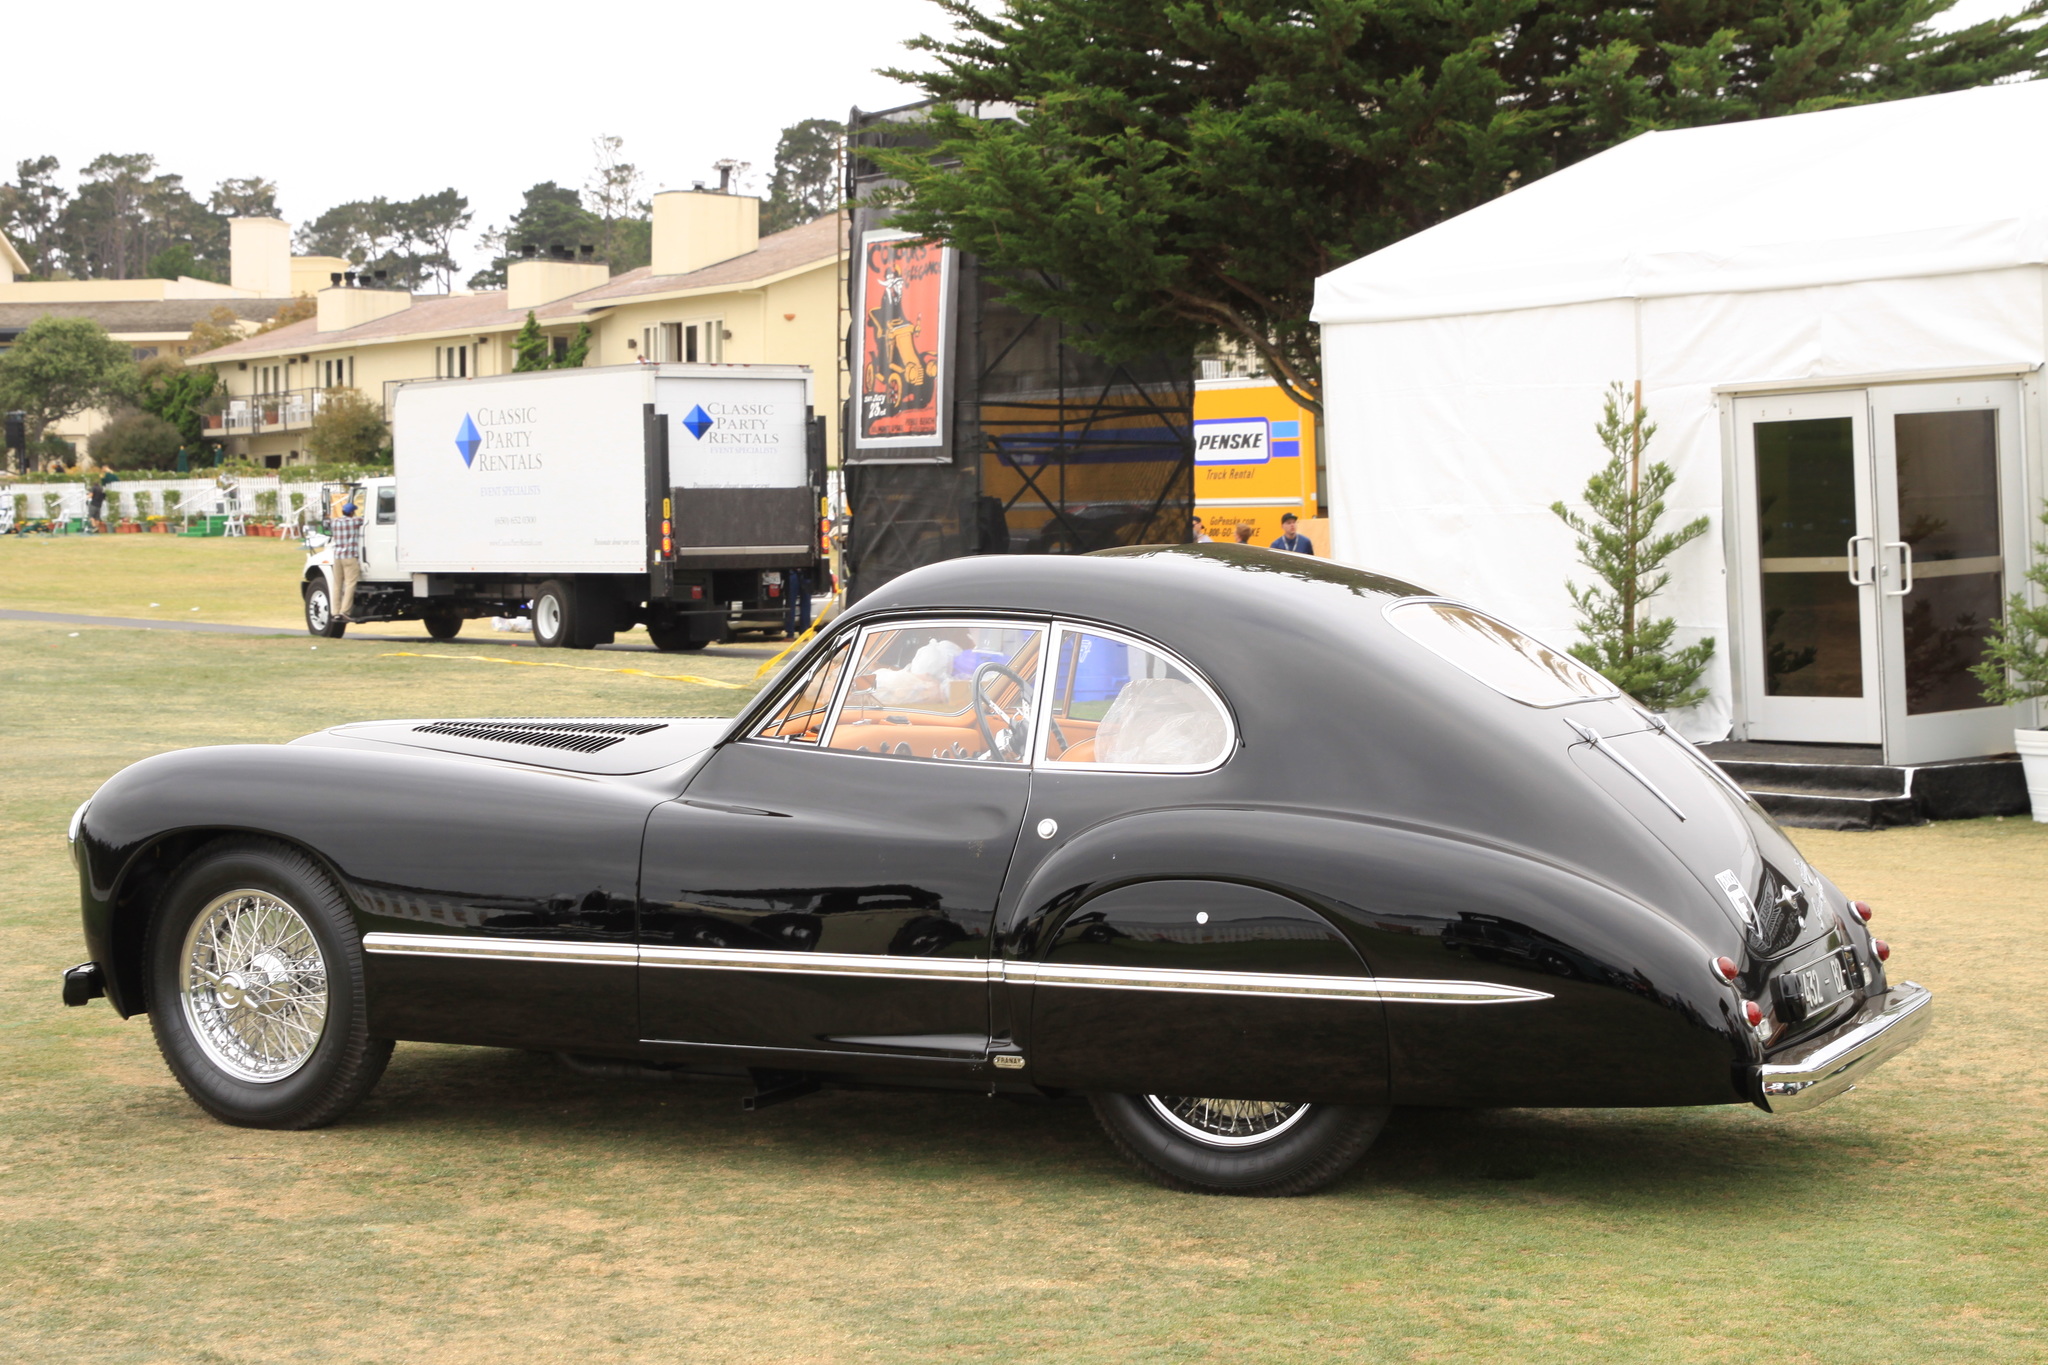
[1775,949,1856,1021]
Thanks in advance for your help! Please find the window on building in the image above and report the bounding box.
[132,347,158,362]
[435,345,470,378]
[649,320,722,364]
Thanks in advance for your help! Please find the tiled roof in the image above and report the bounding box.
[566,215,843,305]
[196,289,593,360]
[0,298,292,334]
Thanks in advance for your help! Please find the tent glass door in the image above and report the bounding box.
[1734,392,1880,743]
[1870,381,2023,764]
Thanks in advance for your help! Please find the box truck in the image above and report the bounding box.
[300,364,825,649]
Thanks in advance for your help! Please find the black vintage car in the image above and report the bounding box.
[62,546,1931,1196]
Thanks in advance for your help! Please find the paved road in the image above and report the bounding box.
[0,608,782,658]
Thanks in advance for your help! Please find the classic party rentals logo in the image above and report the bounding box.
[455,414,481,467]
[681,405,714,440]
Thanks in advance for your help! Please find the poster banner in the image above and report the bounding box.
[854,230,951,450]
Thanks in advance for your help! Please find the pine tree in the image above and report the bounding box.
[512,311,551,373]
[1551,384,1715,710]
[884,0,2048,413]
[1971,500,2048,714]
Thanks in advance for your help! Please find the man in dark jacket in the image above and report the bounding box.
[1269,512,1314,556]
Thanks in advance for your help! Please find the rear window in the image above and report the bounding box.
[1386,600,1616,707]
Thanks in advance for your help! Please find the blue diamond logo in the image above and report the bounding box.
[681,405,714,440]
[455,414,481,467]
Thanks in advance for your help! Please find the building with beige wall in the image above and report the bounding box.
[1,217,333,460]
[195,192,845,468]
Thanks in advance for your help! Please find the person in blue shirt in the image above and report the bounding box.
[1269,512,1314,556]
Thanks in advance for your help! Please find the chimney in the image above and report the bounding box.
[317,278,412,332]
[229,217,292,296]
[507,255,610,310]
[651,189,760,277]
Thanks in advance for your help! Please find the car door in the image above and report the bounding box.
[998,622,1392,1103]
[636,616,1047,1066]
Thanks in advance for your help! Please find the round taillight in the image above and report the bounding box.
[1872,939,1891,962]
[1851,900,1875,923]
[1712,956,1740,982]
[1742,1000,1765,1027]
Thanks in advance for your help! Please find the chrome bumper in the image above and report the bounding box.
[1753,981,1932,1113]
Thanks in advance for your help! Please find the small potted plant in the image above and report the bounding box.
[1972,499,2048,821]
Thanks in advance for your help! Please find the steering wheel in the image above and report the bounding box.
[971,662,1034,762]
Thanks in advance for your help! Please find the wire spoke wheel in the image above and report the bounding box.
[179,889,330,1084]
[1144,1095,1312,1148]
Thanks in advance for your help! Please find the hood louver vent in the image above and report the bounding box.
[411,720,669,754]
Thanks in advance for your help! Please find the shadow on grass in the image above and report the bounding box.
[312,1041,1877,1206]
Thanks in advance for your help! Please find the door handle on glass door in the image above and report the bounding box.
[1883,542,1914,597]
[1846,535,1875,586]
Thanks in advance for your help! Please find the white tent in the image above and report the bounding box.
[1313,81,2048,760]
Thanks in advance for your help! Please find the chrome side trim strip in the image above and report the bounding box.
[640,944,989,981]
[363,932,636,967]
[362,933,1549,1004]
[1004,961,1551,1005]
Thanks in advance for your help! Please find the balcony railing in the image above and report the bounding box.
[204,388,334,435]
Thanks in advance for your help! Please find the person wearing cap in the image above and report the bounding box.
[330,494,365,623]
[1269,512,1314,556]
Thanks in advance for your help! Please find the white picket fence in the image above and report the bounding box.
[7,477,332,529]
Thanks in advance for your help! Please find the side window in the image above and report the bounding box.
[375,487,397,525]
[1042,627,1231,770]
[753,634,852,744]
[828,621,1046,763]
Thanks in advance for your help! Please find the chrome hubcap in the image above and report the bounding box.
[307,588,330,629]
[180,890,329,1083]
[1145,1095,1311,1147]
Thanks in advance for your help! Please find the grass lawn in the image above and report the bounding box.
[3,613,2046,1362]
[0,533,312,629]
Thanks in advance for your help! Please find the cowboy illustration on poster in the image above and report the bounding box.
[856,231,951,448]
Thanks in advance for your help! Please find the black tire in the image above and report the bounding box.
[423,610,463,641]
[531,579,579,649]
[532,578,608,649]
[304,576,346,638]
[1088,1093,1389,1196]
[645,617,707,652]
[144,838,392,1130]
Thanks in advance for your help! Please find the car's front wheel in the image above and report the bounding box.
[145,838,391,1129]
[1089,1093,1389,1196]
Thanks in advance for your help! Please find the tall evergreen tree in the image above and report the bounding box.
[1551,385,1715,710]
[763,119,844,234]
[881,0,2048,413]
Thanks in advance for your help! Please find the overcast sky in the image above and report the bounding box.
[9,0,953,284]
[8,0,2029,287]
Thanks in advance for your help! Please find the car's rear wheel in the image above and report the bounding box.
[304,577,345,638]
[1089,1093,1389,1196]
[145,838,390,1129]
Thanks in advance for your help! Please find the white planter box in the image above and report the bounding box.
[2017,728,2048,823]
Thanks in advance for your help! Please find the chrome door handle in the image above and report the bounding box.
[1883,541,1913,597]
[1846,535,1875,586]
